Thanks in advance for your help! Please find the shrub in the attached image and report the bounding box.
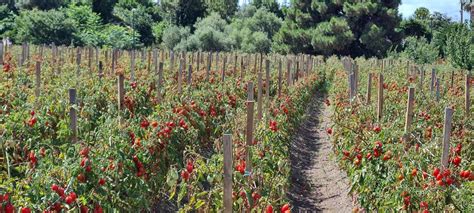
[446,23,473,71]
[101,24,141,49]
[151,21,167,44]
[14,8,75,45]
[161,25,191,50]
[401,36,438,65]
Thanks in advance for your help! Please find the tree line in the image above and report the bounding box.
[0,0,472,67]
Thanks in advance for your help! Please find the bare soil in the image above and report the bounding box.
[287,93,356,212]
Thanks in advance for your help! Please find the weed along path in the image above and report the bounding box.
[287,92,355,212]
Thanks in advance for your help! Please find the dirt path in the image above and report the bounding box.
[287,93,355,212]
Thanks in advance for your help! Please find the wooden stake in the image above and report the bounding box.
[257,71,263,121]
[157,62,164,103]
[76,48,81,76]
[233,54,237,75]
[349,73,355,102]
[178,58,183,94]
[436,78,441,102]
[419,67,424,91]
[441,107,454,170]
[35,61,41,100]
[196,51,200,73]
[240,55,245,79]
[430,68,436,93]
[0,42,3,65]
[88,47,93,72]
[377,73,384,121]
[222,55,227,82]
[366,73,372,104]
[223,133,233,213]
[118,74,125,111]
[245,82,254,173]
[278,58,282,97]
[69,88,78,143]
[466,74,470,116]
[130,50,135,82]
[187,64,193,85]
[287,59,292,86]
[404,87,415,139]
[98,61,103,79]
[207,52,212,81]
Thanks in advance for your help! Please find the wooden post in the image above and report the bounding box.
[287,59,292,86]
[98,61,103,79]
[95,47,99,73]
[187,64,192,85]
[20,42,26,66]
[130,50,135,82]
[76,48,81,76]
[178,58,183,94]
[430,68,436,93]
[436,78,441,102]
[450,70,454,89]
[69,89,78,143]
[111,49,116,74]
[366,73,372,104]
[207,52,212,81]
[196,51,200,73]
[354,63,358,93]
[419,67,424,91]
[233,54,238,75]
[222,55,227,82]
[349,73,355,102]
[118,74,125,111]
[441,107,454,170]
[245,82,254,173]
[466,74,471,116]
[215,52,219,74]
[404,87,415,141]
[295,60,300,82]
[257,71,263,121]
[253,54,258,74]
[0,42,3,65]
[223,133,233,213]
[170,50,175,72]
[35,61,41,100]
[240,55,245,79]
[157,62,164,103]
[88,47,93,72]
[147,48,152,72]
[265,59,270,105]
[278,58,282,97]
[377,73,384,121]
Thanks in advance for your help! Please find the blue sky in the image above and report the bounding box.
[238,0,471,21]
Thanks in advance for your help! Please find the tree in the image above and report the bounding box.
[251,0,283,18]
[400,18,432,40]
[273,0,402,57]
[446,23,473,71]
[14,8,75,45]
[92,0,118,22]
[159,0,206,27]
[65,4,103,46]
[16,0,68,10]
[113,2,154,46]
[161,25,191,50]
[401,36,438,65]
[204,0,238,20]
[0,4,15,38]
[414,7,430,20]
[228,5,282,53]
